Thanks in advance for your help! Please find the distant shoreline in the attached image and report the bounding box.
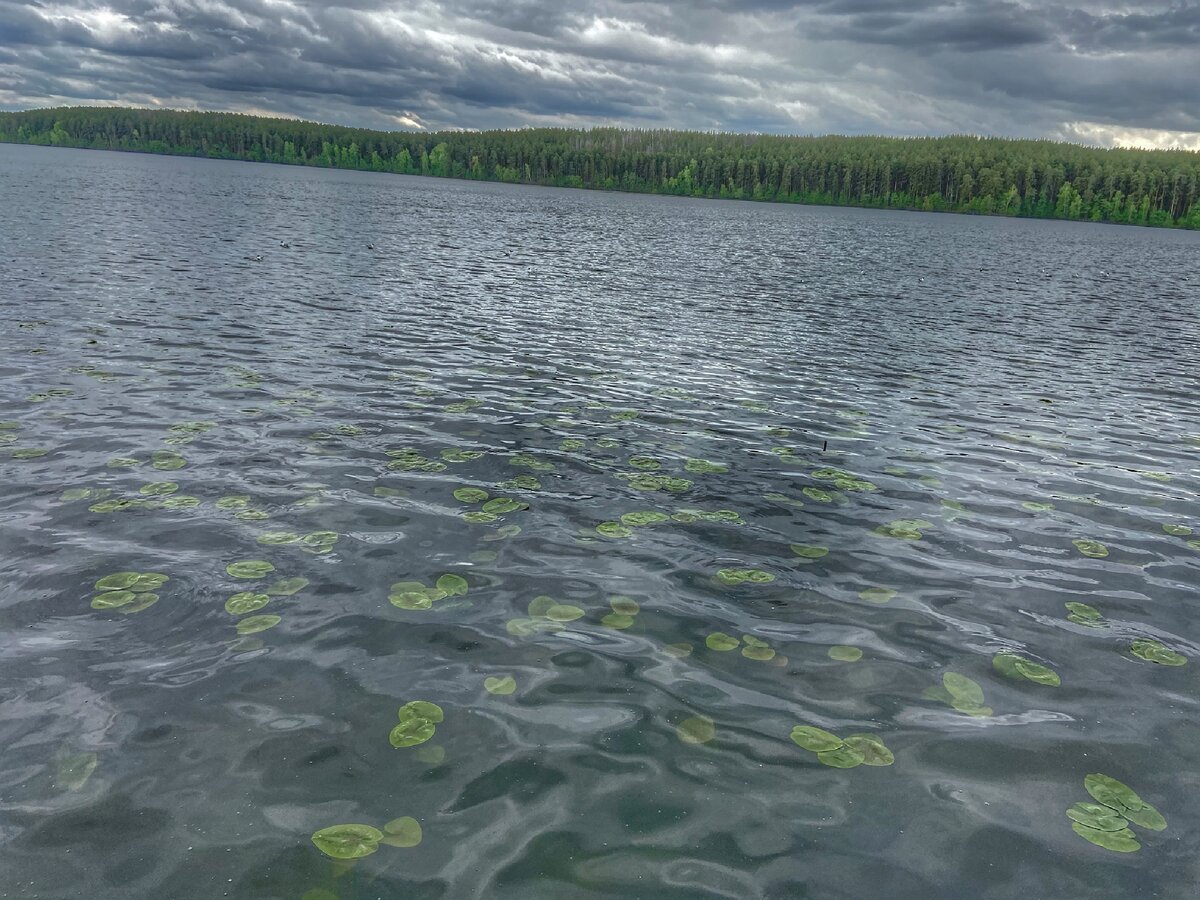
[3,107,1198,230]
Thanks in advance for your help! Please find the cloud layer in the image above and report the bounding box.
[1,0,1198,145]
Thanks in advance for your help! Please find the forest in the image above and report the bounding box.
[3,106,1199,229]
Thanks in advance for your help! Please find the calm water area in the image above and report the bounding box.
[1,142,1198,899]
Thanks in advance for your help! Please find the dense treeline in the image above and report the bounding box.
[3,106,1200,228]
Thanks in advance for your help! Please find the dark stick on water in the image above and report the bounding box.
[822,440,828,452]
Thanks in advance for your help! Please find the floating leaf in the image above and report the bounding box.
[620,511,669,527]
[95,572,139,591]
[802,487,833,503]
[380,817,422,848]
[414,745,445,765]
[828,646,863,662]
[790,544,829,560]
[311,824,383,860]
[236,614,281,635]
[545,603,584,622]
[225,592,270,615]
[55,750,98,792]
[602,613,635,629]
[685,459,727,474]
[628,455,660,470]
[453,487,489,504]
[705,632,740,651]
[482,497,526,514]
[789,726,843,752]
[1073,539,1109,558]
[1065,601,1104,626]
[484,676,516,695]
[267,577,309,596]
[844,734,894,766]
[993,652,1061,686]
[943,673,985,708]
[1130,639,1186,666]
[117,593,159,614]
[742,645,776,661]
[714,568,774,586]
[663,642,693,658]
[139,482,179,496]
[257,531,301,545]
[609,596,640,615]
[858,586,895,604]
[1162,523,1192,536]
[817,745,865,768]
[216,495,251,509]
[227,560,275,579]
[874,519,930,540]
[151,450,186,470]
[1066,802,1129,833]
[676,715,715,744]
[1071,822,1140,852]
[596,521,633,538]
[91,590,135,609]
[434,574,467,597]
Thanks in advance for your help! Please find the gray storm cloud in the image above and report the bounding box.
[0,0,1197,144]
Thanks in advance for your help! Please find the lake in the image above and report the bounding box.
[1,142,1198,899]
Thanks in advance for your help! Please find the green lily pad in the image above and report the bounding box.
[620,511,670,527]
[151,451,186,470]
[139,482,179,496]
[117,593,160,614]
[715,568,774,586]
[1065,601,1104,626]
[601,612,635,629]
[227,560,275,579]
[311,824,383,859]
[817,744,865,768]
[705,632,740,651]
[267,577,309,596]
[1073,539,1109,558]
[484,676,516,695]
[1022,501,1055,512]
[628,456,660,470]
[993,652,1061,686]
[802,487,834,503]
[789,726,844,752]
[436,573,469,597]
[107,457,141,468]
[257,532,301,545]
[676,715,715,744]
[216,495,251,509]
[1066,802,1128,832]
[380,816,422,848]
[545,603,584,622]
[596,521,633,538]
[742,645,776,661]
[663,642,693,657]
[91,590,136,609]
[390,717,436,748]
[685,459,727,474]
[828,646,863,662]
[1071,822,1140,852]
[463,511,498,524]
[1162,523,1192,536]
[95,572,140,591]
[943,673,985,707]
[482,497,527,514]
[609,597,640,615]
[790,544,829,559]
[858,586,896,604]
[1130,639,1186,666]
[236,614,281,635]
[844,734,894,766]
[453,487,489,504]
[400,700,444,724]
[874,519,929,540]
[225,592,270,615]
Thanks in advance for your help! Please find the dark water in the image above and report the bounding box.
[1,143,1199,900]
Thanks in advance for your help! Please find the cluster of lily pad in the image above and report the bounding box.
[256,530,339,554]
[615,471,692,492]
[993,652,1061,686]
[704,631,778,661]
[224,560,295,634]
[811,467,878,492]
[1067,773,1166,852]
[506,595,585,636]
[311,816,422,859]
[601,596,640,629]
[389,700,444,748]
[924,672,991,716]
[388,573,468,610]
[386,447,446,473]
[714,567,774,586]
[90,570,167,613]
[789,726,894,768]
[453,486,528,524]
[509,452,555,472]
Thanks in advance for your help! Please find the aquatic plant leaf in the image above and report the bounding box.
[380,817,422,848]
[715,568,774,586]
[1084,774,1142,814]
[1065,601,1103,624]
[1066,803,1128,832]
[225,592,270,615]
[400,701,444,724]
[95,572,139,591]
[663,642,693,658]
[227,560,275,579]
[390,718,436,748]
[527,596,558,617]
[151,450,186,470]
[257,532,301,545]
[435,573,468,597]
[602,613,635,629]
[91,591,136,609]
[1014,658,1061,686]
[463,511,498,524]
[55,750,98,791]
[161,495,200,509]
[414,745,445,765]
[482,497,527,514]
[609,596,640,615]
[267,577,308,596]
[943,673,984,707]
[685,459,727,474]
[390,592,433,610]
[817,745,865,768]
[705,632,740,651]
[790,726,843,752]
[118,593,159,614]
[216,495,251,509]
[843,734,894,766]
[1022,501,1055,512]
[596,521,633,538]
[620,511,669,527]
[545,604,584,622]
[874,519,927,540]
[802,487,833,503]
[1162,523,1193,536]
[453,487,489,504]
[236,614,281,635]
[628,456,660,470]
[742,645,776,661]
[858,587,896,604]
[790,544,829,559]
[484,676,516,695]
[311,824,382,860]
[1073,539,1109,558]
[828,646,863,662]
[236,509,270,521]
[1129,638,1186,666]
[1071,821,1140,852]
[676,716,715,744]
[140,482,179,496]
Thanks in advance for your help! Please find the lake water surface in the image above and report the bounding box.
[1,143,1199,899]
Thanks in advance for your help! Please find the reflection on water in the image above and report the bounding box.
[1,143,1198,899]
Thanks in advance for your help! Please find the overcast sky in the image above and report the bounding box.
[1,1,1198,147]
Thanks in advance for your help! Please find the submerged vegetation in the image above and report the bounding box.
[4,106,1200,228]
